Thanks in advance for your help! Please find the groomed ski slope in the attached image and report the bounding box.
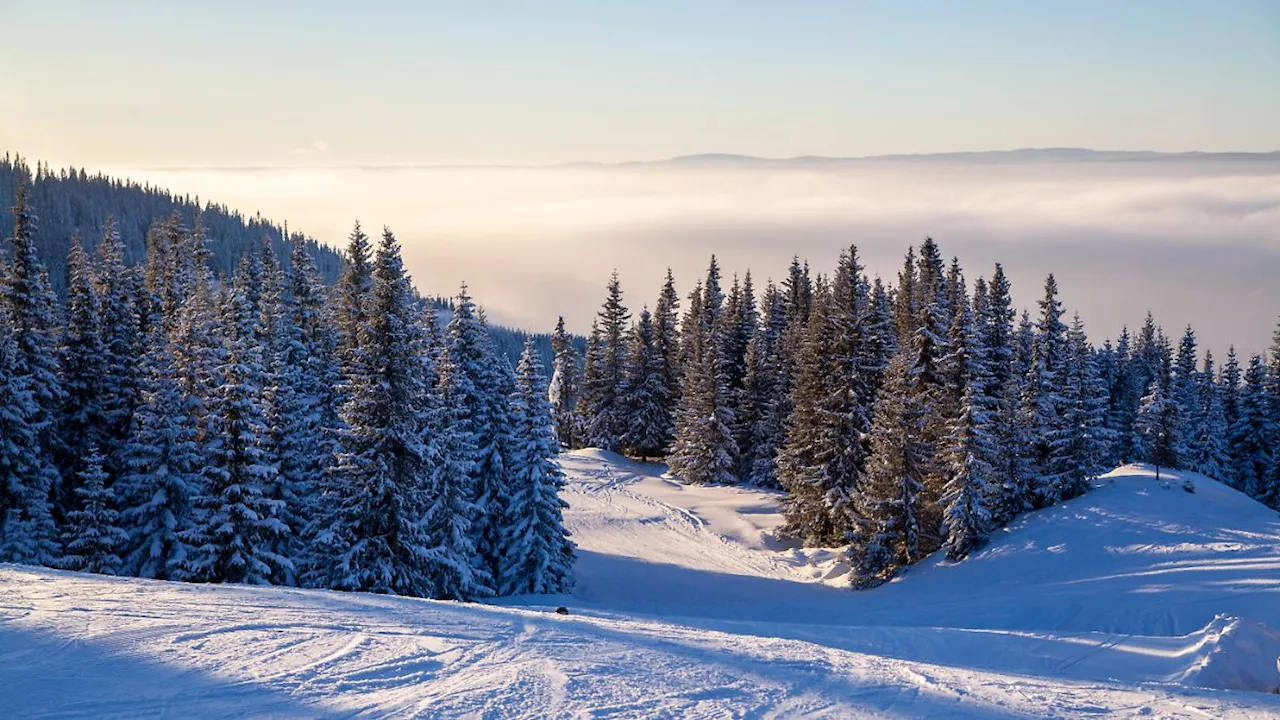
[2,451,1279,718]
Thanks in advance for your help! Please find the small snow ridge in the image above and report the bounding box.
[1174,615,1280,693]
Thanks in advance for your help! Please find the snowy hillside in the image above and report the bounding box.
[3,452,1280,718]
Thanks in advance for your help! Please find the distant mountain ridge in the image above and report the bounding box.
[115,148,1280,174]
[627,148,1280,167]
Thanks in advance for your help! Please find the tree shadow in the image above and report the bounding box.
[0,620,343,719]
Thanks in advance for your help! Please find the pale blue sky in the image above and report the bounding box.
[2,0,1277,166]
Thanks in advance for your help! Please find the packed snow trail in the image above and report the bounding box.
[2,452,1280,718]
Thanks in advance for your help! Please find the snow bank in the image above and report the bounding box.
[1175,615,1280,693]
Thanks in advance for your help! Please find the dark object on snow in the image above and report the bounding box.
[555,606,569,615]
[1182,480,1196,494]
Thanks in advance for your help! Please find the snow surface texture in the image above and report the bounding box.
[2,452,1279,718]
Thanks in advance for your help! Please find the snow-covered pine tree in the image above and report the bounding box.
[311,229,434,595]
[1022,274,1069,508]
[779,247,874,544]
[56,234,110,500]
[776,278,852,544]
[940,368,996,561]
[850,353,932,587]
[499,340,576,595]
[335,220,373,377]
[548,316,582,449]
[59,446,126,575]
[183,272,289,585]
[1,176,62,565]
[581,271,630,450]
[1184,351,1231,481]
[0,299,59,566]
[268,231,342,579]
[92,217,143,480]
[861,276,897,408]
[1220,347,1243,489]
[653,268,682,433]
[1135,379,1179,471]
[1105,327,1141,465]
[723,271,758,464]
[169,260,222,448]
[117,333,201,580]
[973,265,1026,526]
[1171,326,1199,461]
[1045,314,1109,501]
[621,308,671,459]
[1229,355,1274,502]
[739,280,788,488]
[433,284,505,599]
[668,258,738,485]
[472,322,518,593]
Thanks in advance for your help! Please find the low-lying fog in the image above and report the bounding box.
[122,156,1279,359]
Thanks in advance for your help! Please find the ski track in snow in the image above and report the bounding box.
[2,451,1280,718]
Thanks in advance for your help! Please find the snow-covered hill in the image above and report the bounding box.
[3,453,1279,718]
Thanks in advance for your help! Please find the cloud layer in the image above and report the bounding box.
[123,159,1280,358]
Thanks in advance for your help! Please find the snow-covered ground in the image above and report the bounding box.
[3,451,1280,718]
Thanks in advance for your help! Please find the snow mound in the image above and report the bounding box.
[1175,615,1280,693]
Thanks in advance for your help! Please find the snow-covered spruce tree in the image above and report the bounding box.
[653,268,682,437]
[1135,380,1179,471]
[1184,351,1231,481]
[1229,355,1274,502]
[974,265,1027,527]
[739,280,787,488]
[1171,326,1199,460]
[1022,274,1069,508]
[499,340,576,595]
[548,316,582,449]
[1106,327,1141,466]
[117,333,201,580]
[92,217,143,479]
[434,284,507,599]
[849,354,933,587]
[940,378,996,562]
[311,229,435,596]
[580,271,630,450]
[183,274,289,585]
[723,271,758,465]
[169,261,222,447]
[59,446,126,575]
[1044,314,1109,501]
[0,300,59,566]
[668,258,737,485]
[621,308,671,459]
[1220,347,1243,489]
[1,176,62,565]
[861,276,898,409]
[56,234,110,499]
[268,231,342,577]
[777,247,873,545]
[776,278,849,544]
[334,220,374,377]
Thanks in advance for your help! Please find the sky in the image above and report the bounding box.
[1,1,1277,355]
[2,1,1278,167]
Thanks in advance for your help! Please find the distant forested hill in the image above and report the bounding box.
[0,154,342,292]
[1,153,576,369]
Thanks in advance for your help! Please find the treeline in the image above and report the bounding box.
[553,240,1280,586]
[0,178,574,599]
[0,154,343,291]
